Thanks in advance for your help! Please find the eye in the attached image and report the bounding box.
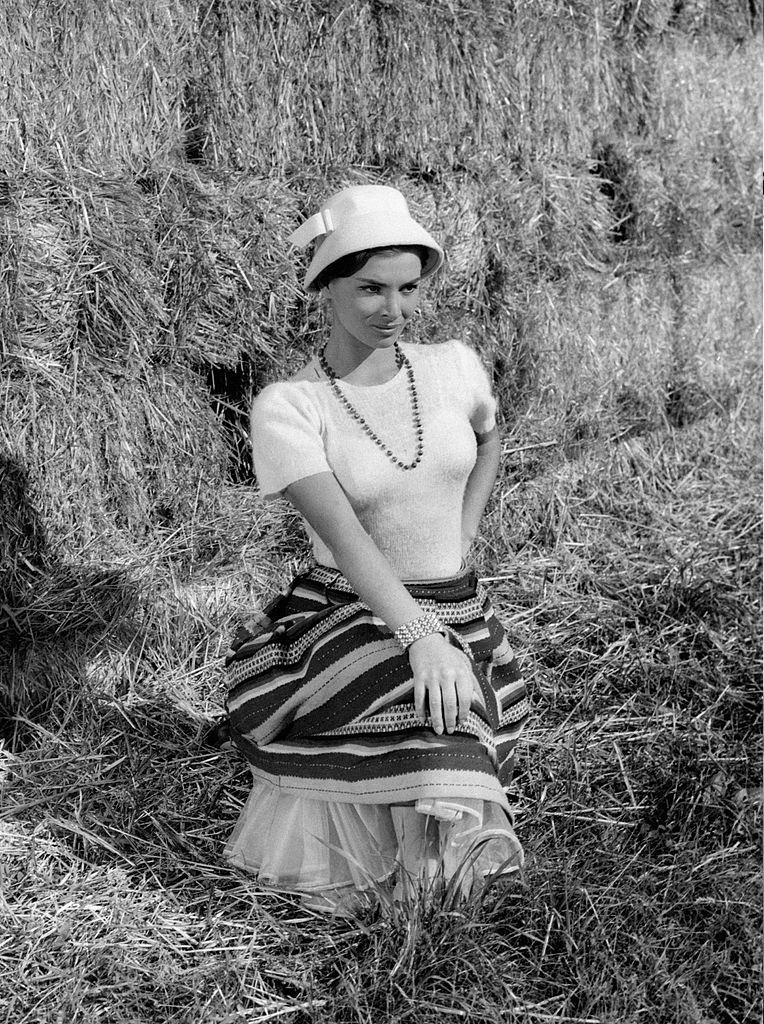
[402,284,420,294]
[360,285,380,294]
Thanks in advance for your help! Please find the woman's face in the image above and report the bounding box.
[324,250,422,352]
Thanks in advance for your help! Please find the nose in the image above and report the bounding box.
[383,291,401,321]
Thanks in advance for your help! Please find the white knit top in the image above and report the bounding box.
[250,339,497,580]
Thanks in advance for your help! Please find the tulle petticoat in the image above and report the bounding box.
[225,773,523,898]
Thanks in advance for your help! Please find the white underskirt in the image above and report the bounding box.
[225,774,523,899]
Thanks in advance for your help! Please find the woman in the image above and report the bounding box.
[224,185,530,915]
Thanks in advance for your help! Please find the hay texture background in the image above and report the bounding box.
[0,2,761,1023]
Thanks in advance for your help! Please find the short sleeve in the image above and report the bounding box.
[249,383,331,499]
[451,340,497,434]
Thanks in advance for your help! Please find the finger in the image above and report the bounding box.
[456,672,474,726]
[414,679,426,722]
[428,681,444,735]
[441,676,458,734]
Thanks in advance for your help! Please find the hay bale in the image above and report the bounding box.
[1,166,302,376]
[0,364,229,560]
[612,0,675,39]
[620,151,671,245]
[492,253,762,451]
[651,37,762,255]
[0,0,758,183]
[0,171,171,370]
[431,178,487,310]
[598,37,763,257]
[665,0,761,38]
[0,188,79,365]
[0,0,189,171]
[535,266,676,439]
[481,162,615,306]
[153,167,303,370]
[669,253,763,423]
[183,0,617,174]
[70,176,169,365]
[85,176,168,351]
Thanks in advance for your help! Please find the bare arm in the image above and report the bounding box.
[284,472,475,734]
[286,472,424,628]
[461,426,501,555]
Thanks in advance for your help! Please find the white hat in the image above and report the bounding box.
[287,185,444,292]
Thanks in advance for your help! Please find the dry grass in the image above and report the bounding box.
[0,2,761,1021]
[488,252,763,448]
[0,0,190,171]
[1,2,758,184]
[597,36,762,257]
[0,364,229,559]
[2,400,760,1022]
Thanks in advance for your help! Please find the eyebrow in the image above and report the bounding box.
[356,277,421,286]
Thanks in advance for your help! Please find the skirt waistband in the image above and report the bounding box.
[303,563,480,603]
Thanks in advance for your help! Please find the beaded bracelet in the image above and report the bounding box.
[394,614,447,650]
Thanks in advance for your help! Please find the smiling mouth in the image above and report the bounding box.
[373,323,403,332]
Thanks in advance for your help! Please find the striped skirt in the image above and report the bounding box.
[224,565,530,897]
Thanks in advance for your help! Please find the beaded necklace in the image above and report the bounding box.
[317,343,424,471]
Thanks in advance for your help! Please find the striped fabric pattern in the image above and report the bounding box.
[225,566,529,809]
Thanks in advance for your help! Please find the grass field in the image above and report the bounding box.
[1,2,762,1021]
[3,373,761,1023]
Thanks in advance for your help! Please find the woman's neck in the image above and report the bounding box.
[322,327,401,385]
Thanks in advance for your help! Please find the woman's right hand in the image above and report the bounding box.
[407,633,476,735]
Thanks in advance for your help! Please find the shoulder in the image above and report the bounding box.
[250,353,322,411]
[402,339,455,364]
[443,338,487,365]
[252,353,325,409]
[250,377,324,433]
[444,339,491,379]
[404,339,486,374]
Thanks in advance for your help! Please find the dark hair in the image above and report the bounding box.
[314,244,429,290]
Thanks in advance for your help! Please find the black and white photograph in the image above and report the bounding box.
[1,2,761,1021]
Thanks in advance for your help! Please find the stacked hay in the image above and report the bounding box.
[0,4,761,1020]
[595,37,762,256]
[1,0,758,176]
[152,168,304,368]
[0,0,190,170]
[0,185,79,362]
[181,0,617,173]
[0,366,229,554]
[499,253,763,450]
[0,0,759,738]
[1,171,167,369]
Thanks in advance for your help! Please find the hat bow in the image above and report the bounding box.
[288,208,335,249]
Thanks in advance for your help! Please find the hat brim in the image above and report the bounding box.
[303,212,444,291]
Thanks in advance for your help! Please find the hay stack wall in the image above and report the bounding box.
[0,1,761,725]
